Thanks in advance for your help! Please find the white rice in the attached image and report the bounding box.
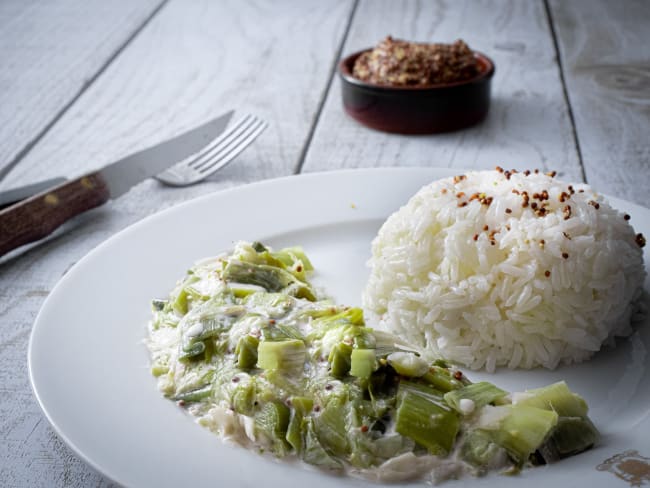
[362,169,646,371]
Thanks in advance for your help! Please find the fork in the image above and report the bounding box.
[155,114,267,186]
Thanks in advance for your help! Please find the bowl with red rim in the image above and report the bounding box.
[338,49,495,134]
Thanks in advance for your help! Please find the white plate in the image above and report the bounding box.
[29,168,650,487]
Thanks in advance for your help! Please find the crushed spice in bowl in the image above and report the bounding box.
[339,36,495,134]
[352,36,480,87]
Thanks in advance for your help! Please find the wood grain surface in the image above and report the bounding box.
[0,0,164,180]
[0,0,354,191]
[303,0,583,182]
[0,0,648,486]
[549,0,650,205]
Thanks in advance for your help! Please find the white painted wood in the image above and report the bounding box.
[0,0,354,485]
[2,0,648,485]
[303,0,584,182]
[549,0,650,206]
[0,0,164,180]
[0,0,353,191]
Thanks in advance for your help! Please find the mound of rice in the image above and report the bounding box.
[363,169,646,371]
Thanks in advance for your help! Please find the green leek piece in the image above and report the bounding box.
[174,368,215,397]
[179,341,205,360]
[230,284,265,298]
[203,338,219,363]
[255,401,291,454]
[173,289,189,315]
[231,380,257,416]
[271,246,314,272]
[245,292,294,318]
[223,260,293,291]
[367,366,399,406]
[421,366,464,392]
[286,396,313,453]
[285,410,303,452]
[286,396,314,451]
[460,429,507,468]
[515,381,588,418]
[398,379,446,400]
[349,326,376,349]
[152,299,167,311]
[350,349,377,379]
[538,416,599,462]
[250,244,287,269]
[157,314,180,329]
[291,396,314,415]
[308,308,365,340]
[344,307,365,325]
[302,418,343,470]
[349,424,415,469]
[151,363,169,377]
[371,434,413,459]
[252,244,314,282]
[277,323,304,340]
[328,343,353,378]
[262,323,304,342]
[222,260,315,300]
[286,395,315,451]
[308,314,375,365]
[178,325,219,361]
[251,241,268,253]
[395,390,460,455]
[184,283,213,302]
[444,382,508,414]
[257,339,306,371]
[236,335,259,369]
[173,383,213,403]
[263,369,305,396]
[480,405,558,463]
[180,316,228,360]
[314,395,350,457]
[387,352,429,377]
[180,303,244,360]
[372,330,421,357]
[281,282,316,301]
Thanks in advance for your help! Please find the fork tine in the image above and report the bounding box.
[155,114,266,186]
[186,114,256,168]
[197,121,267,175]
[191,117,266,172]
[190,115,258,170]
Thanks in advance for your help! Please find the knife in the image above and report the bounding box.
[0,177,68,209]
[0,111,233,257]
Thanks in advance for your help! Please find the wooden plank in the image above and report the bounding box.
[0,0,354,191]
[302,0,583,182]
[548,0,650,205]
[0,0,354,485]
[0,0,164,180]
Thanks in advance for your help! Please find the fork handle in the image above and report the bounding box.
[0,172,110,257]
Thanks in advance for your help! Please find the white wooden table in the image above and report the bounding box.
[1,1,648,485]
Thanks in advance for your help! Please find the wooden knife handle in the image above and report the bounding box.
[0,172,110,257]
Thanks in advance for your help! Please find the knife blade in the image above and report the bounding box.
[0,111,233,257]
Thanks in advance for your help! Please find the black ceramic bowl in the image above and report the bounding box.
[338,49,495,134]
